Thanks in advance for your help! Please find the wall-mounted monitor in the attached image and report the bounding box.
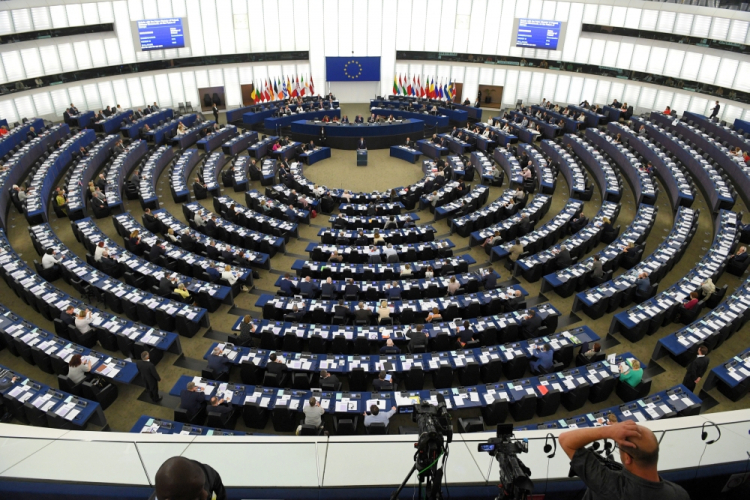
[515,19,564,50]
[134,18,187,51]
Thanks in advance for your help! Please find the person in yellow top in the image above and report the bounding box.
[173,283,191,300]
[55,190,67,215]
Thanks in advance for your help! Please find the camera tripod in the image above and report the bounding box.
[390,449,446,500]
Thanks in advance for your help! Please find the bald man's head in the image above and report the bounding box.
[154,457,207,500]
[620,425,659,468]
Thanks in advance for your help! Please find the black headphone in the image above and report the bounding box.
[701,421,721,445]
[544,433,557,458]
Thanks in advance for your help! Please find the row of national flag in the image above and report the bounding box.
[249,75,316,103]
[393,74,457,99]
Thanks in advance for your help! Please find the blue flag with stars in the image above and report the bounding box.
[325,57,381,81]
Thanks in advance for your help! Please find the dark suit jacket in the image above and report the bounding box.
[149,245,165,262]
[206,246,220,260]
[344,284,360,297]
[207,355,231,375]
[159,277,176,295]
[354,309,371,322]
[521,315,542,339]
[556,250,572,268]
[299,281,318,296]
[406,328,427,350]
[60,311,75,326]
[135,360,161,390]
[280,279,296,296]
[484,273,497,290]
[267,361,286,376]
[372,378,392,391]
[180,389,205,416]
[358,139,367,149]
[684,356,710,383]
[321,374,340,388]
[208,403,233,415]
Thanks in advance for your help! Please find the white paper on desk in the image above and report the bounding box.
[259,397,271,407]
[65,409,80,421]
[632,411,646,422]
[469,392,479,402]
[681,397,693,407]
[525,388,535,396]
[290,400,300,411]
[19,392,33,403]
[483,393,494,404]
[729,370,743,381]
[8,386,25,398]
[335,401,348,412]
[659,404,671,414]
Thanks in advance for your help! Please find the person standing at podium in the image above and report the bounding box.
[357,137,367,150]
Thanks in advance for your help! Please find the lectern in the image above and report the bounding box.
[357,149,367,166]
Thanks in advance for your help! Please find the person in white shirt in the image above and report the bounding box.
[41,249,62,270]
[75,309,94,334]
[364,404,397,427]
[67,354,92,384]
[382,244,398,261]
[194,213,205,227]
[94,241,106,261]
[482,128,490,137]
[222,265,250,292]
[577,113,586,123]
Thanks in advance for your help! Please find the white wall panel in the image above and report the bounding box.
[157,0,174,18]
[601,41,619,68]
[423,3,442,52]
[481,0,502,55]
[238,66,253,85]
[615,42,634,70]
[12,9,32,33]
[97,82,116,110]
[688,96,708,114]
[608,81,624,106]
[596,5,612,25]
[323,0,339,56]
[527,0,542,19]
[140,76,158,107]
[468,0,487,55]
[152,74,171,107]
[199,0,220,56]
[692,15,712,38]
[622,85,640,108]
[463,66,479,104]
[503,69,519,106]
[50,88,70,116]
[574,38,592,65]
[49,6,68,29]
[224,67,241,106]
[14,96,36,121]
[248,0,265,52]
[630,45,650,73]
[680,52,702,81]
[338,0,353,58]
[494,68,507,87]
[671,93,690,114]
[594,80,610,105]
[31,7,51,30]
[656,11,675,33]
[510,0,529,58]
[582,4,597,24]
[127,0,144,21]
[113,0,137,63]
[454,0,472,56]
[32,93,54,117]
[99,2,115,23]
[639,9,658,31]
[126,77,145,107]
[143,0,159,20]
[610,6,626,28]
[395,0,412,51]
[672,12,693,35]
[646,47,667,75]
[439,0,458,53]
[697,55,721,85]
[728,20,749,44]
[588,39,605,66]
[367,0,383,56]
[67,86,86,111]
[735,62,750,93]
[163,73,182,107]
[216,0,237,55]
[581,78,597,104]
[308,0,325,87]
[352,0,368,56]
[20,48,43,79]
[277,0,296,52]
[104,38,123,66]
[497,0,517,57]
[515,71,531,103]
[663,49,684,78]
[0,101,18,124]
[67,4,85,26]
[638,87,656,110]
[723,105,743,125]
[479,67,494,85]
[294,0,310,51]
[709,17,730,41]
[561,2,582,63]
[182,72,199,108]
[410,0,427,51]
[567,76,584,105]
[2,51,25,84]
[0,11,13,35]
[716,59,738,89]
[553,74,570,103]
[73,41,93,70]
[541,73,556,102]
[624,8,641,29]
[89,39,108,68]
[83,83,102,111]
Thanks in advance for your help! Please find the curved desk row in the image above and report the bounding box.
[146,114,197,145]
[493,146,524,186]
[517,143,557,194]
[265,109,341,130]
[542,204,657,298]
[292,254,476,281]
[304,239,454,264]
[172,120,215,149]
[612,210,738,341]
[610,122,695,211]
[530,105,581,134]
[96,110,132,134]
[242,101,340,126]
[509,110,562,140]
[494,200,584,264]
[471,194,552,248]
[121,109,174,139]
[197,125,238,152]
[318,225,436,246]
[25,130,96,225]
[329,212,419,231]
[29,224,209,337]
[291,119,425,150]
[586,128,657,206]
[452,189,517,238]
[212,193,304,238]
[0,118,44,158]
[0,231,182,360]
[574,206,698,321]
[371,107,449,128]
[138,145,176,210]
[515,201,620,283]
[0,123,68,229]
[540,140,590,199]
[685,111,750,153]
[243,189,311,224]
[104,140,148,211]
[169,149,200,203]
[564,134,622,202]
[65,135,119,221]
[222,130,259,156]
[637,115,734,213]
[201,151,229,197]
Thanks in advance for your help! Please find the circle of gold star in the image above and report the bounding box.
[343,60,363,79]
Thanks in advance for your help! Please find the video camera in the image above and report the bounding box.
[413,397,453,470]
[479,424,534,500]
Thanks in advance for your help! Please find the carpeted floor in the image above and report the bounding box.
[0,103,746,435]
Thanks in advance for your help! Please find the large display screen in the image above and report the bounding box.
[516,19,561,50]
[136,18,185,51]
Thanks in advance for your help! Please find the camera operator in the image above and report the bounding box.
[559,421,689,500]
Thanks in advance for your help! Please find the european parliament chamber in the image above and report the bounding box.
[0,0,749,499]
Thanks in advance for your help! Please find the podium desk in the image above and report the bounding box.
[357,150,368,166]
